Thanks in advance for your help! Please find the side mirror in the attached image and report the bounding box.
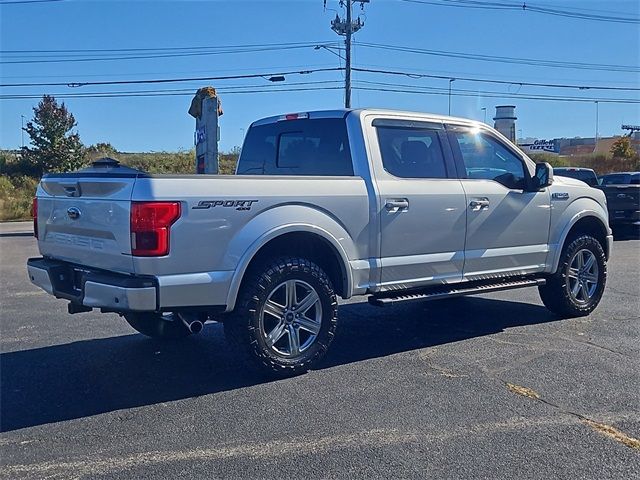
[532,162,553,190]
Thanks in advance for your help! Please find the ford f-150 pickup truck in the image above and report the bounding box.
[598,172,640,228]
[28,109,613,375]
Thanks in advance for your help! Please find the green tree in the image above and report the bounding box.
[86,142,118,161]
[610,136,635,159]
[22,95,86,175]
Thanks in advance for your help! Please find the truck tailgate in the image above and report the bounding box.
[37,175,135,273]
[602,185,639,211]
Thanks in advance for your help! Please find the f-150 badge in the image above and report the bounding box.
[192,200,258,211]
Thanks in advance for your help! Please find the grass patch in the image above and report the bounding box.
[583,419,640,451]
[0,175,38,222]
[90,149,238,175]
[506,383,541,399]
[530,153,640,175]
[0,150,240,221]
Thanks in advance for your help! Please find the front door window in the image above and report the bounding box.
[454,131,526,190]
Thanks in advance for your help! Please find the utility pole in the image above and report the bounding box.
[345,1,352,109]
[329,1,369,108]
[21,115,25,148]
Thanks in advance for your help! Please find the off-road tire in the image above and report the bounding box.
[124,312,191,339]
[538,234,607,317]
[224,257,338,376]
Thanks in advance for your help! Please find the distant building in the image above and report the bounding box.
[519,139,558,156]
[517,133,640,157]
[493,106,517,142]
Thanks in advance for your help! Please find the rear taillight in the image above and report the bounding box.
[32,197,38,239]
[130,201,181,256]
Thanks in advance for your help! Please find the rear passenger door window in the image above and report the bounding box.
[376,127,448,178]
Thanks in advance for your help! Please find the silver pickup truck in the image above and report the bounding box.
[28,109,613,375]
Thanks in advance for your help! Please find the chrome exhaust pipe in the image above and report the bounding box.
[187,319,204,334]
[179,314,204,334]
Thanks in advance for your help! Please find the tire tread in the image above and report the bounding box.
[224,256,338,376]
[539,234,607,317]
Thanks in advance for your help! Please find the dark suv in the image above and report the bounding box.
[598,172,640,228]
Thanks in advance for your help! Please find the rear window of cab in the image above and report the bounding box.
[237,118,353,176]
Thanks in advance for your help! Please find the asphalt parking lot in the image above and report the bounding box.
[1,222,639,479]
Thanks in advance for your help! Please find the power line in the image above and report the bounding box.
[356,42,639,73]
[3,65,636,93]
[0,86,344,100]
[0,42,343,64]
[0,80,343,99]
[0,67,344,88]
[3,65,637,93]
[398,0,640,24]
[0,63,339,80]
[354,79,640,103]
[355,61,640,87]
[0,41,340,54]
[0,0,64,4]
[4,37,635,75]
[3,81,637,105]
[351,67,640,92]
[352,85,640,104]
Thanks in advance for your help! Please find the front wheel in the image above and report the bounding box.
[538,234,607,317]
[224,257,338,376]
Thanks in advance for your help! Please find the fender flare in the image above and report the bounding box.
[223,207,356,311]
[548,200,609,273]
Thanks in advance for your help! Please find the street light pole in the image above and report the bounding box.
[448,78,455,115]
[595,101,599,143]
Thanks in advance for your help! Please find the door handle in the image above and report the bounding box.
[385,199,409,212]
[469,198,490,211]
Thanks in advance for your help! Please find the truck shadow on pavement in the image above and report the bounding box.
[1,296,558,432]
[0,232,34,238]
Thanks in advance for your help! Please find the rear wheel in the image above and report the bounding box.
[124,312,191,339]
[224,257,338,376]
[538,234,607,317]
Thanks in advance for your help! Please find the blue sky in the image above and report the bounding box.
[1,0,638,152]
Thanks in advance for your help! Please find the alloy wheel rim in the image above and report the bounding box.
[259,279,323,357]
[566,249,599,304]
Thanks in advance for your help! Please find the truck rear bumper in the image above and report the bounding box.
[27,257,157,312]
[27,257,230,313]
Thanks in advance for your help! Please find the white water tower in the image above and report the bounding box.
[494,105,517,142]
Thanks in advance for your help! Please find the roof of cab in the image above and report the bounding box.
[250,108,481,128]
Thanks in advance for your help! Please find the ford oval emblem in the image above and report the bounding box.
[67,207,81,220]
